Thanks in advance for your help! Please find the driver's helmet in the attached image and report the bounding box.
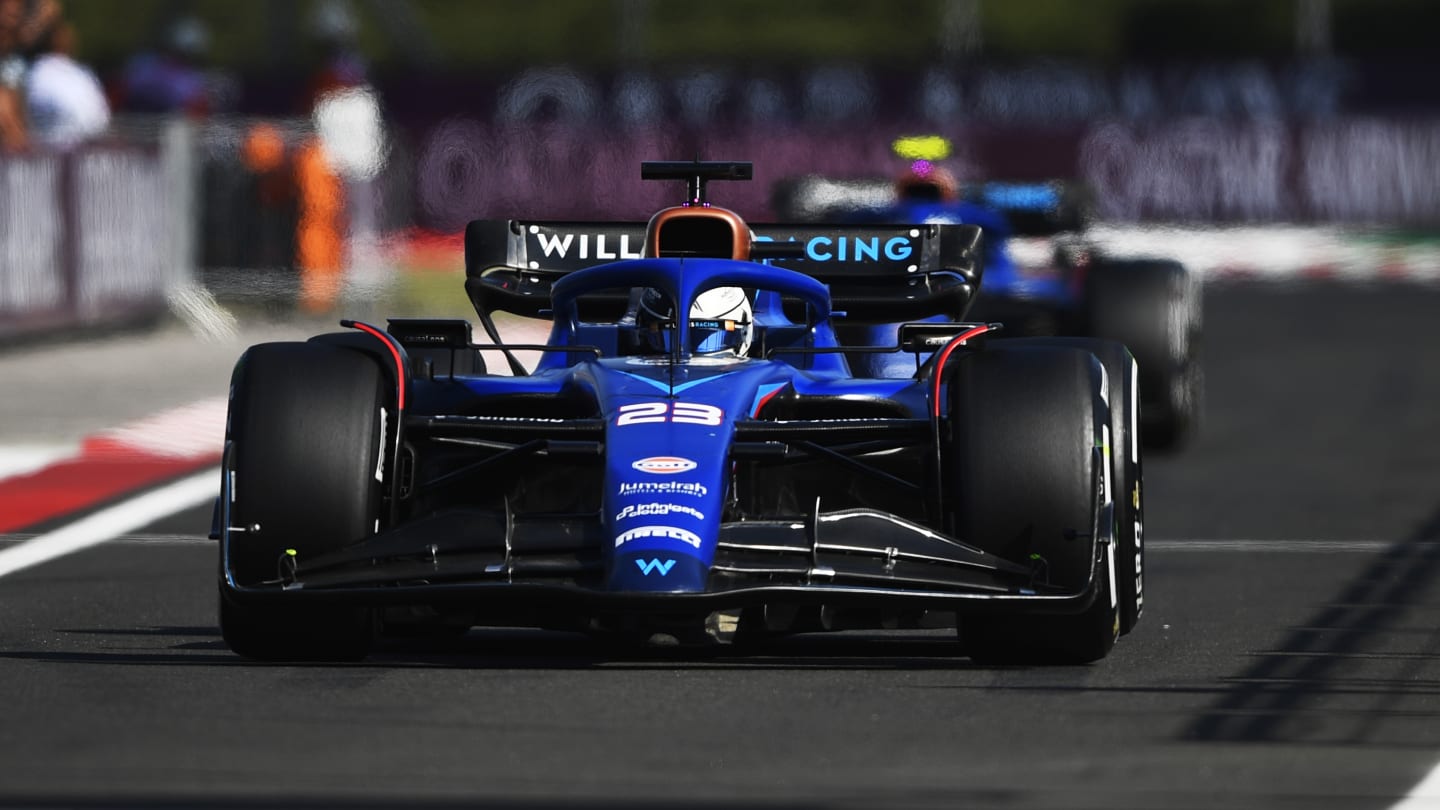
[637,286,753,356]
[895,160,958,204]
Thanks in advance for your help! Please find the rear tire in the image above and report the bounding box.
[1085,258,1202,452]
[944,346,1119,664]
[219,342,386,662]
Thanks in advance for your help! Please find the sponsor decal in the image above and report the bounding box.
[452,415,569,424]
[616,502,705,522]
[805,235,914,262]
[616,402,723,427]
[618,481,707,498]
[635,558,676,576]
[374,407,388,482]
[531,230,643,261]
[1134,517,1145,612]
[631,456,697,474]
[754,234,916,263]
[616,525,703,549]
[1133,480,1144,615]
[530,228,915,265]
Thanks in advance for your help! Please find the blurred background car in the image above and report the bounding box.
[774,134,1203,450]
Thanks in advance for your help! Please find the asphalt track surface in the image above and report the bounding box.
[3,282,1440,809]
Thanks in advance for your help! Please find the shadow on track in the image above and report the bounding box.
[1183,504,1440,745]
[0,626,1124,672]
[369,629,984,671]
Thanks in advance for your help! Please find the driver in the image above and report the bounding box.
[894,160,960,205]
[635,286,753,357]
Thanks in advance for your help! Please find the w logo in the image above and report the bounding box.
[635,558,676,576]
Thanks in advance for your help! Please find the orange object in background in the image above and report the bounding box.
[294,138,345,312]
[238,121,351,312]
[241,123,285,173]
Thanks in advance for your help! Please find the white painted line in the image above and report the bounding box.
[1149,539,1415,553]
[0,468,219,579]
[87,396,228,459]
[0,533,211,545]
[0,444,80,481]
[1390,761,1440,810]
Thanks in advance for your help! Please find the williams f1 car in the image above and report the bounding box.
[215,160,1144,664]
[774,140,1202,451]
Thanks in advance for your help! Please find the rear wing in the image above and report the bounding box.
[770,176,1092,236]
[464,219,982,323]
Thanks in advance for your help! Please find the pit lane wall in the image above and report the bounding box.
[0,120,194,342]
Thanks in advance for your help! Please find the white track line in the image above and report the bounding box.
[1392,763,1440,810]
[0,533,209,545]
[85,396,228,458]
[0,468,218,579]
[1148,539,1420,553]
[0,444,80,480]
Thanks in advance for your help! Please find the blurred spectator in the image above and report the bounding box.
[293,0,389,312]
[1,0,61,151]
[304,0,367,109]
[24,20,108,148]
[1,0,23,151]
[118,15,211,116]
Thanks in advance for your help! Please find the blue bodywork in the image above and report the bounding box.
[845,192,1076,378]
[217,209,1101,622]
[871,197,1072,307]
[448,257,919,595]
[215,161,1131,665]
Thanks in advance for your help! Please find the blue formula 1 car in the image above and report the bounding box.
[215,161,1144,665]
[774,148,1202,452]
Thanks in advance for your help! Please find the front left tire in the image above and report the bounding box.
[943,345,1120,664]
[995,337,1143,636]
[219,342,387,662]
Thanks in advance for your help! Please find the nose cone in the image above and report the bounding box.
[594,359,782,593]
[604,446,726,593]
[611,549,710,592]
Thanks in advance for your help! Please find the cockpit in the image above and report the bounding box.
[623,197,758,358]
[630,285,754,358]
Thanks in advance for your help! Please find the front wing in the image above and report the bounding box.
[219,488,1112,619]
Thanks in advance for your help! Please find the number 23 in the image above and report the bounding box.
[616,402,723,426]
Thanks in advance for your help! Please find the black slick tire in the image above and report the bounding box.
[1084,258,1202,452]
[994,337,1144,635]
[219,342,386,662]
[945,346,1119,664]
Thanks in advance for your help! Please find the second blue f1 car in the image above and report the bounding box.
[216,161,1145,665]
